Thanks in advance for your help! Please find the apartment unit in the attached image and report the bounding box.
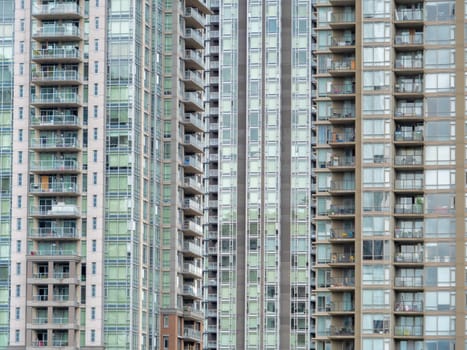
[214,1,315,349]
[314,0,465,349]
[5,0,163,349]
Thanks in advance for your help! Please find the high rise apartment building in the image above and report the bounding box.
[213,1,315,349]
[2,0,164,348]
[314,0,466,349]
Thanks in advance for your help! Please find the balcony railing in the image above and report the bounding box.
[331,37,355,47]
[329,84,355,95]
[330,181,355,191]
[330,12,355,23]
[183,241,202,256]
[34,25,80,38]
[331,253,355,263]
[31,113,79,127]
[184,50,204,67]
[184,327,201,341]
[395,179,424,190]
[32,70,80,82]
[30,137,79,149]
[184,134,204,151]
[395,252,424,263]
[183,198,203,213]
[31,92,80,105]
[395,228,423,239]
[30,159,79,172]
[395,33,423,45]
[394,325,423,337]
[395,105,423,118]
[30,249,78,256]
[32,47,80,60]
[29,227,78,239]
[394,204,423,215]
[330,277,355,287]
[395,82,423,94]
[394,131,423,142]
[182,220,203,235]
[185,7,205,26]
[183,112,204,131]
[330,58,355,71]
[395,9,423,21]
[53,294,70,301]
[394,155,423,166]
[185,28,204,47]
[395,300,423,312]
[394,276,423,288]
[182,263,202,277]
[395,58,423,70]
[30,204,80,217]
[32,2,81,16]
[328,205,355,215]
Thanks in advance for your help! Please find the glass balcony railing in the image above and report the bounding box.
[185,7,206,26]
[30,159,79,172]
[394,155,423,166]
[395,58,423,69]
[32,2,80,17]
[184,50,204,68]
[395,228,423,239]
[395,179,424,190]
[330,276,355,287]
[31,113,79,127]
[330,12,355,24]
[185,28,204,47]
[31,92,80,105]
[395,252,424,263]
[394,204,423,215]
[32,70,80,82]
[394,325,423,337]
[330,180,355,191]
[394,131,423,142]
[30,137,79,149]
[329,83,355,95]
[395,105,423,118]
[29,249,78,256]
[328,205,355,215]
[183,241,202,256]
[182,263,202,277]
[395,33,423,45]
[394,276,423,288]
[395,8,423,21]
[29,227,78,239]
[33,25,80,38]
[395,300,423,312]
[183,113,204,130]
[32,47,80,60]
[184,327,201,341]
[30,204,80,217]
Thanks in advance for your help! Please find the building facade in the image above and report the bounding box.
[215,1,315,349]
[314,0,466,349]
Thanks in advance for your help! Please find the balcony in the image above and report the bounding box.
[394,276,423,289]
[183,176,204,195]
[395,81,423,97]
[31,113,80,129]
[394,325,423,337]
[31,92,81,107]
[183,327,201,342]
[394,252,424,264]
[394,155,423,168]
[395,33,423,47]
[328,205,355,217]
[395,8,423,24]
[327,326,355,338]
[184,70,205,91]
[30,204,80,218]
[395,104,423,120]
[330,252,355,265]
[395,58,423,72]
[29,248,79,257]
[329,277,355,288]
[328,58,355,76]
[183,304,204,320]
[330,180,355,194]
[183,156,203,174]
[184,29,204,49]
[182,112,205,132]
[330,36,355,52]
[394,204,423,216]
[395,300,423,313]
[325,156,355,171]
[32,70,80,85]
[328,132,355,147]
[185,7,206,28]
[186,0,212,14]
[395,228,423,239]
[183,92,204,112]
[329,11,355,29]
[327,83,355,99]
[182,220,203,237]
[182,241,202,257]
[30,182,79,196]
[30,137,80,151]
[395,179,424,192]
[394,130,423,143]
[32,2,81,19]
[184,134,204,153]
[182,263,202,278]
[184,50,205,70]
[33,25,81,41]
[30,159,79,173]
[330,230,355,241]
[182,199,203,216]
[32,47,80,63]
[180,284,202,298]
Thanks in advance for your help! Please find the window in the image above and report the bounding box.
[16,218,21,230]
[363,168,390,187]
[19,19,24,31]
[15,307,20,320]
[17,195,22,208]
[91,285,96,297]
[19,41,24,53]
[93,150,97,162]
[425,73,455,92]
[94,39,99,51]
[92,239,97,252]
[18,107,23,119]
[17,173,22,186]
[19,85,23,97]
[363,22,390,42]
[18,129,23,141]
[91,329,96,342]
[363,71,390,91]
[93,172,97,185]
[95,17,99,29]
[91,307,96,319]
[362,265,389,285]
[93,105,98,118]
[19,63,24,75]
[163,315,169,328]
[94,61,99,73]
[163,336,169,350]
[15,330,19,342]
[18,151,22,163]
[92,262,96,274]
[93,128,98,140]
[92,217,97,229]
[363,47,390,66]
[16,240,21,253]
[93,195,97,207]
[16,285,20,297]
[362,289,390,309]
[16,263,21,275]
